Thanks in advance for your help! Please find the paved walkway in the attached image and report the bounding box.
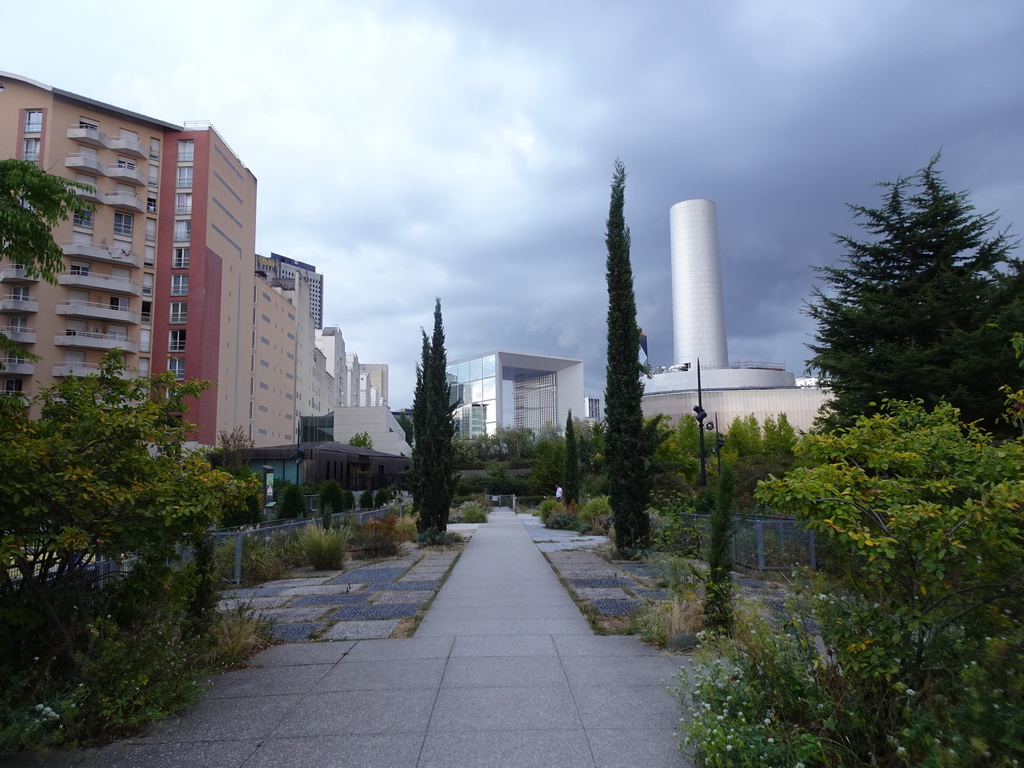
[9,508,693,767]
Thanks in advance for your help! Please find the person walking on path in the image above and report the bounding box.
[555,485,563,502]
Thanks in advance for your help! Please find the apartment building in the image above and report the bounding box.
[0,72,289,447]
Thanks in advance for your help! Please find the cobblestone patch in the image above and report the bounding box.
[592,599,642,616]
[635,587,672,601]
[568,577,635,589]
[290,593,370,606]
[616,562,668,582]
[271,623,324,642]
[367,580,438,592]
[329,604,420,621]
[321,619,399,640]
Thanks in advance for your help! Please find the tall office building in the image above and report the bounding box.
[256,252,323,329]
[0,72,290,446]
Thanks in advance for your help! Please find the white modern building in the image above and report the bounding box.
[447,351,585,437]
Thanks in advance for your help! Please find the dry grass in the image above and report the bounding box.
[637,592,705,646]
[198,607,273,670]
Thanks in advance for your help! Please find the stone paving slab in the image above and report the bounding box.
[567,577,634,588]
[592,599,643,616]
[218,596,292,611]
[257,606,333,624]
[576,587,633,601]
[372,590,433,604]
[329,567,408,584]
[320,619,399,640]
[223,586,290,598]
[259,577,332,589]
[277,584,363,596]
[367,580,438,591]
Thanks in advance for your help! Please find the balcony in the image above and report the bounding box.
[56,300,138,325]
[55,331,138,354]
[75,184,104,204]
[104,190,145,212]
[2,327,36,344]
[1,359,35,375]
[107,135,147,158]
[52,361,134,379]
[66,125,106,148]
[106,162,146,186]
[57,272,141,296]
[65,155,146,186]
[0,265,39,283]
[61,243,141,268]
[0,296,38,313]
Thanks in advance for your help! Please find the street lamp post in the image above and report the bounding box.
[692,360,714,487]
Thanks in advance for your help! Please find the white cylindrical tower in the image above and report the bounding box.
[670,199,729,368]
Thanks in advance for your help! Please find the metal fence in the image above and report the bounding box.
[668,513,816,570]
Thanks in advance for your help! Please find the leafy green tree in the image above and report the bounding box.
[806,154,1024,433]
[0,160,93,361]
[724,414,761,457]
[359,489,375,509]
[348,431,373,449]
[529,434,565,496]
[411,299,457,533]
[0,351,252,670]
[563,410,580,506]
[761,413,797,458]
[756,396,1024,763]
[603,160,651,554]
[495,425,536,461]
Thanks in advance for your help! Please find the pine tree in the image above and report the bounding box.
[563,410,580,506]
[411,299,457,534]
[603,160,651,554]
[806,155,1023,432]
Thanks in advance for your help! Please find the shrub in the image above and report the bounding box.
[458,504,488,524]
[340,489,355,512]
[277,483,305,519]
[319,480,345,517]
[351,515,404,558]
[417,527,464,546]
[537,498,558,522]
[373,487,391,508]
[358,489,375,509]
[578,496,612,534]
[394,514,418,542]
[297,524,351,571]
[546,511,579,531]
[195,606,272,671]
[214,534,289,586]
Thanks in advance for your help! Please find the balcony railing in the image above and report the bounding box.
[52,361,134,379]
[64,155,146,186]
[67,125,147,158]
[105,191,145,212]
[1,359,35,375]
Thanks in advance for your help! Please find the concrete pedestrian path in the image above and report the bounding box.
[10,508,693,768]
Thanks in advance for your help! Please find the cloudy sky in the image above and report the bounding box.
[5,0,1023,408]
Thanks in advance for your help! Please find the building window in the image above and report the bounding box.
[169,329,186,352]
[173,247,190,269]
[22,138,40,162]
[73,210,93,229]
[168,357,185,380]
[176,167,193,188]
[170,274,189,296]
[24,110,43,133]
[117,158,136,170]
[109,296,129,312]
[12,286,30,302]
[169,302,187,324]
[4,379,24,394]
[79,117,99,131]
[175,193,192,215]
[149,138,160,160]
[146,197,157,213]
[173,220,191,242]
[177,140,194,162]
[113,212,133,237]
[69,263,90,276]
[7,316,28,332]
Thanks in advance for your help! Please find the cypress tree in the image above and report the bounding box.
[603,160,651,554]
[411,299,457,534]
[704,461,735,634]
[563,409,580,506]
